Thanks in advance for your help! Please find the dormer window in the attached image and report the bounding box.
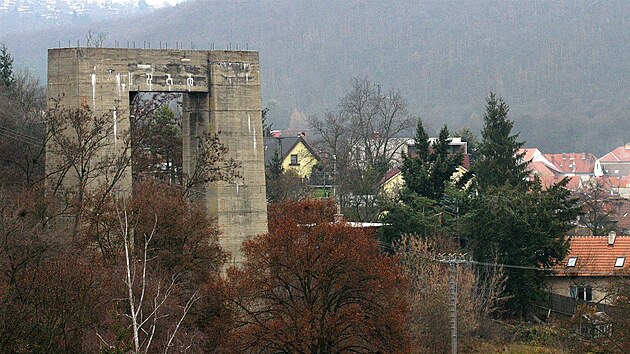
[567,257,577,267]
[615,257,625,267]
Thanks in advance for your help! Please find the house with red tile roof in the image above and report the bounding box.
[520,148,583,188]
[543,152,598,178]
[520,148,562,176]
[593,175,630,199]
[597,143,630,178]
[519,148,604,190]
[549,233,630,304]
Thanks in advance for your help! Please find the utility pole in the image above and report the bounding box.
[438,253,467,354]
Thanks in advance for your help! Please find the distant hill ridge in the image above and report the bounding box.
[3,0,629,155]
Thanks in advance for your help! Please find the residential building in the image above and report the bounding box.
[378,137,470,197]
[378,167,403,198]
[596,143,630,178]
[549,233,630,304]
[520,148,599,189]
[543,152,598,179]
[390,137,470,169]
[264,136,320,178]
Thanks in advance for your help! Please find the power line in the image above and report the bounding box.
[0,126,43,147]
[378,241,554,272]
[468,259,554,272]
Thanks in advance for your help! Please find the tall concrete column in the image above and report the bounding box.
[207,52,268,265]
[47,48,268,265]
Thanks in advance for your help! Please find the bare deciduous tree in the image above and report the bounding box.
[577,178,618,236]
[85,30,108,48]
[108,201,202,354]
[0,70,46,189]
[45,101,133,240]
[309,78,415,221]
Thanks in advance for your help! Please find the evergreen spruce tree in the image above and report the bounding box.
[463,93,581,316]
[474,93,528,190]
[400,119,431,199]
[265,148,285,203]
[430,126,463,200]
[462,178,581,316]
[401,122,462,201]
[381,121,462,246]
[0,44,15,88]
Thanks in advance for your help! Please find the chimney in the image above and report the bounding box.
[608,231,617,245]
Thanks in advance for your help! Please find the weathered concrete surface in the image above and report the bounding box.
[47,48,268,265]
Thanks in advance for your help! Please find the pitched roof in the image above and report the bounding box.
[529,161,558,177]
[263,136,320,166]
[532,174,581,190]
[379,167,401,186]
[553,235,630,276]
[519,148,563,174]
[599,175,630,189]
[544,153,596,174]
[599,144,630,163]
[565,176,583,190]
[520,147,542,163]
[264,137,301,165]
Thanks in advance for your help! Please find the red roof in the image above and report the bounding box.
[534,175,581,190]
[599,144,630,163]
[544,153,596,174]
[529,161,558,177]
[379,167,401,186]
[553,235,630,277]
[520,148,541,163]
[601,175,630,188]
[564,175,582,190]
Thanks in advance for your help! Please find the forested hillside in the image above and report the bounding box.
[3,0,630,154]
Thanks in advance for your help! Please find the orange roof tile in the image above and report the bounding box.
[379,167,401,186]
[599,144,630,162]
[553,235,630,277]
[529,173,580,190]
[564,176,582,190]
[529,161,558,177]
[544,153,596,174]
[588,176,630,190]
[520,148,540,163]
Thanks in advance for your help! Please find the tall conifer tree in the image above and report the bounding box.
[464,93,581,316]
[400,119,431,199]
[474,93,528,190]
[381,121,462,246]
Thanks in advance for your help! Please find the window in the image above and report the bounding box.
[290,154,299,166]
[567,257,577,267]
[570,286,593,301]
[615,257,625,267]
